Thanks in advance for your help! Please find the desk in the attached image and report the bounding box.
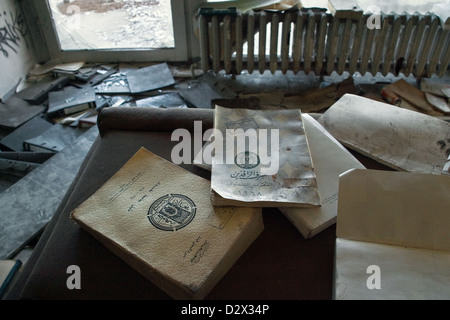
[4,107,390,300]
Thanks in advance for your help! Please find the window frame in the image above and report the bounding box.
[32,0,193,63]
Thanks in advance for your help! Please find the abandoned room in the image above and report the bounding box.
[0,0,449,303]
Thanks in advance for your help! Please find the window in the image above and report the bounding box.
[32,0,201,62]
[48,0,175,51]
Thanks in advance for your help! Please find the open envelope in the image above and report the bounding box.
[334,169,450,300]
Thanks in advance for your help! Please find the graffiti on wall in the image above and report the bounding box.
[0,9,29,58]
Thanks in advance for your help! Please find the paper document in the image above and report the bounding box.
[196,113,361,237]
[335,238,450,300]
[280,114,365,238]
[210,106,321,208]
[318,94,450,175]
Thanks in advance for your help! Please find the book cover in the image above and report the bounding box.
[24,124,88,153]
[126,63,175,94]
[17,76,70,105]
[0,127,98,260]
[176,73,237,109]
[70,148,264,300]
[47,87,96,117]
[0,95,45,131]
[135,93,188,109]
[210,106,321,208]
[0,116,53,152]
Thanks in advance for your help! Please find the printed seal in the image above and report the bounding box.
[148,194,196,231]
[235,151,260,170]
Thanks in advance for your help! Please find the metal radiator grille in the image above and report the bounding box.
[198,9,449,78]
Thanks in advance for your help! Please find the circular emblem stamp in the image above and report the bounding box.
[148,194,196,231]
[235,151,260,170]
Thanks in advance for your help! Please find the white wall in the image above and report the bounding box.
[0,0,36,101]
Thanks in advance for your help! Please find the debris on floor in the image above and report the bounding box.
[0,126,98,260]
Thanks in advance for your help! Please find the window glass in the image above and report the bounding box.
[48,0,175,51]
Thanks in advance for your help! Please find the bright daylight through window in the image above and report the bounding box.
[48,0,175,51]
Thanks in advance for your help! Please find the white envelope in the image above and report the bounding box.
[334,169,450,300]
[280,114,365,238]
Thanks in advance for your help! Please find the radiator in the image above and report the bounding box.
[197,8,449,78]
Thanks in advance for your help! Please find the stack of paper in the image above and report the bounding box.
[196,112,364,238]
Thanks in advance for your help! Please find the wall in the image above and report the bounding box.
[0,0,36,101]
[185,0,205,61]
